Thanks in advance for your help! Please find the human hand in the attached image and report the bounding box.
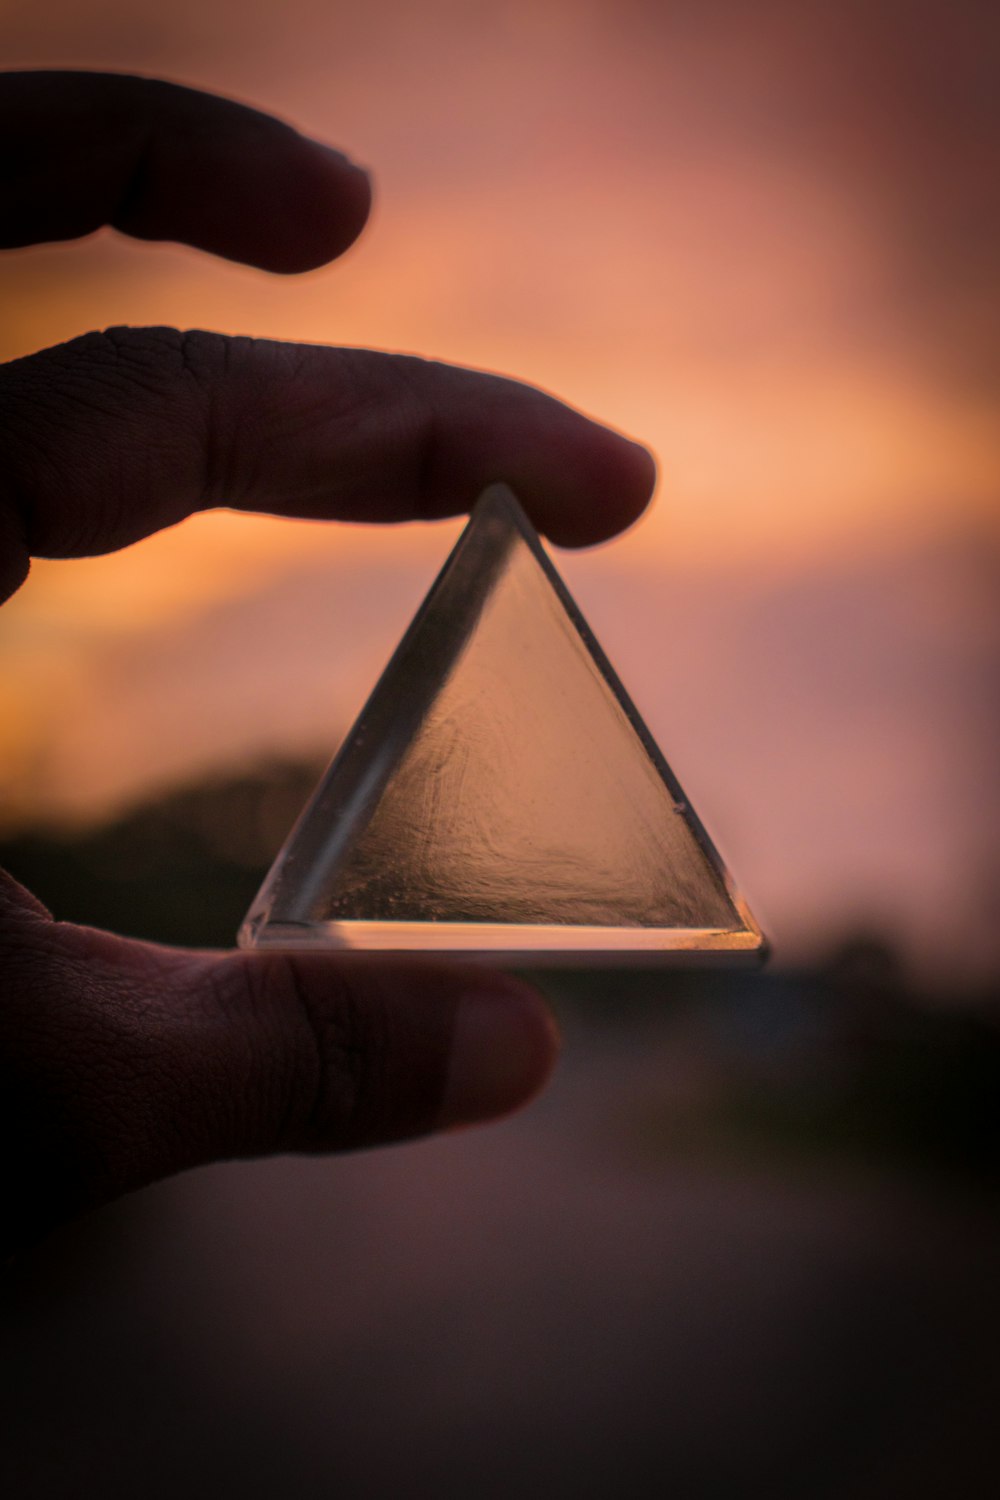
[0,71,656,1253]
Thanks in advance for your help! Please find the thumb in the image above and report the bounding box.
[0,872,558,1251]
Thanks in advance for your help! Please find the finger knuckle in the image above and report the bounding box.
[0,326,226,554]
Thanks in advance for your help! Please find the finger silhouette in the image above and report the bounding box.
[0,871,558,1253]
[0,71,371,271]
[0,328,656,601]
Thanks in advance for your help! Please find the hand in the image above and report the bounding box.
[0,71,656,1254]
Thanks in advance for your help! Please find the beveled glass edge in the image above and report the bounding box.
[241,487,524,929]
[238,917,769,968]
[487,487,760,930]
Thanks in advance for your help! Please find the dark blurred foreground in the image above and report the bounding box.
[2,763,998,1498]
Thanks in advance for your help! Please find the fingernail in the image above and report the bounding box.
[438,980,560,1129]
[625,437,658,486]
[315,142,372,182]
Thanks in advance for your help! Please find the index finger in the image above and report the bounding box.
[0,328,657,603]
[0,70,371,272]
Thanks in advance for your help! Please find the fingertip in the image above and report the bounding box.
[540,430,659,549]
[601,434,659,540]
[100,80,375,274]
[229,134,372,274]
[625,437,659,514]
[437,978,561,1130]
[282,138,372,271]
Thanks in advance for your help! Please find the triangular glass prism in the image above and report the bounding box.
[239,486,765,964]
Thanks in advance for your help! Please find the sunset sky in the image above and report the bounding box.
[1,0,997,978]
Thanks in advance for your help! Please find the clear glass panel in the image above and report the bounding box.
[240,486,764,963]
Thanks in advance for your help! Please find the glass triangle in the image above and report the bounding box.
[239,486,765,964]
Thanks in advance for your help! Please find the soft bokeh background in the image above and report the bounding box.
[1,3,998,1496]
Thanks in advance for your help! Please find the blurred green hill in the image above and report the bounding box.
[0,757,324,948]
